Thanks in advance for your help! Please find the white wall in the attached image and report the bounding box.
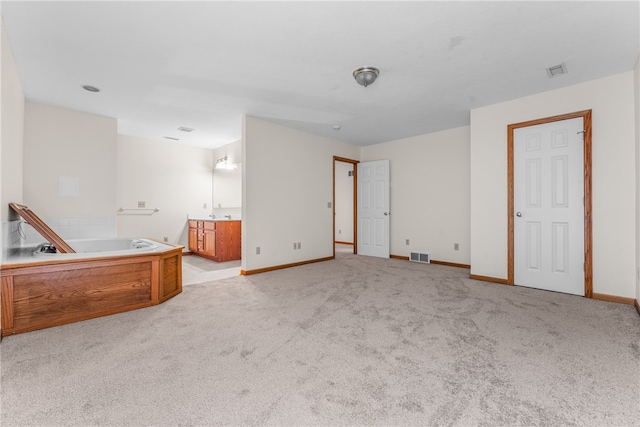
[242,116,359,271]
[23,102,118,240]
[635,56,640,305]
[117,134,213,246]
[361,126,471,264]
[334,160,354,244]
[471,72,636,299]
[1,17,24,221]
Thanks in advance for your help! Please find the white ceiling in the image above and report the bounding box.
[2,1,638,149]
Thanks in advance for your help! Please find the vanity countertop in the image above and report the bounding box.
[188,218,240,222]
[187,214,241,221]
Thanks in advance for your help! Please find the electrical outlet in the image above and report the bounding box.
[339,229,342,234]
[298,242,301,249]
[203,202,207,209]
[406,239,410,245]
[454,243,459,251]
[138,201,145,208]
[293,242,297,250]
[163,237,168,242]
[327,202,332,208]
[256,247,260,255]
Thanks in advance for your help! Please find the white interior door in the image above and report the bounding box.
[358,160,390,258]
[514,117,584,295]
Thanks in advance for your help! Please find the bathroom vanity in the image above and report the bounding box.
[188,219,241,262]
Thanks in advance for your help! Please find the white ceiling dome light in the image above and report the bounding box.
[353,66,379,87]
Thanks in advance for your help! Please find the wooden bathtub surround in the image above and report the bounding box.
[1,245,183,337]
[188,219,241,262]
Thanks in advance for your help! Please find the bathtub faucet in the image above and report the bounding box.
[225,214,231,219]
[209,214,216,218]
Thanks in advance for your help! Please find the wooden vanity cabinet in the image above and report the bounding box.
[188,220,215,257]
[214,220,241,262]
[188,221,200,253]
[202,221,216,257]
[188,220,241,262]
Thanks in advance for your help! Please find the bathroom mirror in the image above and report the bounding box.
[213,163,242,208]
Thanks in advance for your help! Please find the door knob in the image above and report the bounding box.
[516,212,522,217]
[384,212,389,216]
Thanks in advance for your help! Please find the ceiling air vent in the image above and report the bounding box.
[178,127,194,133]
[163,136,180,141]
[546,63,567,78]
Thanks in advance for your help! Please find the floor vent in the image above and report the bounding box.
[409,252,431,264]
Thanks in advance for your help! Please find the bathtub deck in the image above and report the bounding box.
[1,245,183,337]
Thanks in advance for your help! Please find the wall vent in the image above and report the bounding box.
[409,251,431,264]
[546,63,567,78]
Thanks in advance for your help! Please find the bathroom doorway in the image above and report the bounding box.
[333,156,358,257]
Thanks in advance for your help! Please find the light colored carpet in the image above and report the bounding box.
[1,252,639,426]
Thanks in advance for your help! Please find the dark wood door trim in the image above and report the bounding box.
[507,110,592,297]
[333,156,359,257]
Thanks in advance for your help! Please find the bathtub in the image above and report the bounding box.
[1,237,183,337]
[32,237,162,257]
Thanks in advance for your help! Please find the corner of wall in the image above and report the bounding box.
[1,15,26,222]
[634,55,640,303]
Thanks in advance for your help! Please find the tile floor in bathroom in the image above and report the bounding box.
[182,243,355,286]
[181,255,241,286]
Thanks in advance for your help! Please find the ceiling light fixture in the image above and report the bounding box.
[82,85,100,92]
[353,66,379,87]
[333,125,341,131]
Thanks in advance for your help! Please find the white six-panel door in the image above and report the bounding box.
[514,117,584,295]
[357,160,390,258]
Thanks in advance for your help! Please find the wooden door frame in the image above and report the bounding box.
[507,109,593,297]
[333,156,359,258]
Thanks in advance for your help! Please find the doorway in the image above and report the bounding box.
[333,156,358,257]
[507,110,592,297]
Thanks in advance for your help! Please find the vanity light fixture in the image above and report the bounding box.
[353,66,379,87]
[215,156,238,170]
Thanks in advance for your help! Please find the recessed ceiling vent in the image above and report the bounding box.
[546,63,567,78]
[178,127,194,133]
